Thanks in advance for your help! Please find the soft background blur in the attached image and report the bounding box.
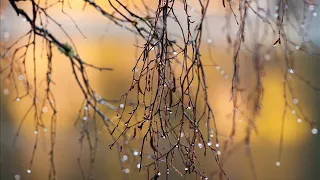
[1,0,320,180]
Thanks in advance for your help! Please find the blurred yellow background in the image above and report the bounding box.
[1,0,320,180]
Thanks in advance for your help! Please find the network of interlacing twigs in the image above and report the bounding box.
[0,0,320,179]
